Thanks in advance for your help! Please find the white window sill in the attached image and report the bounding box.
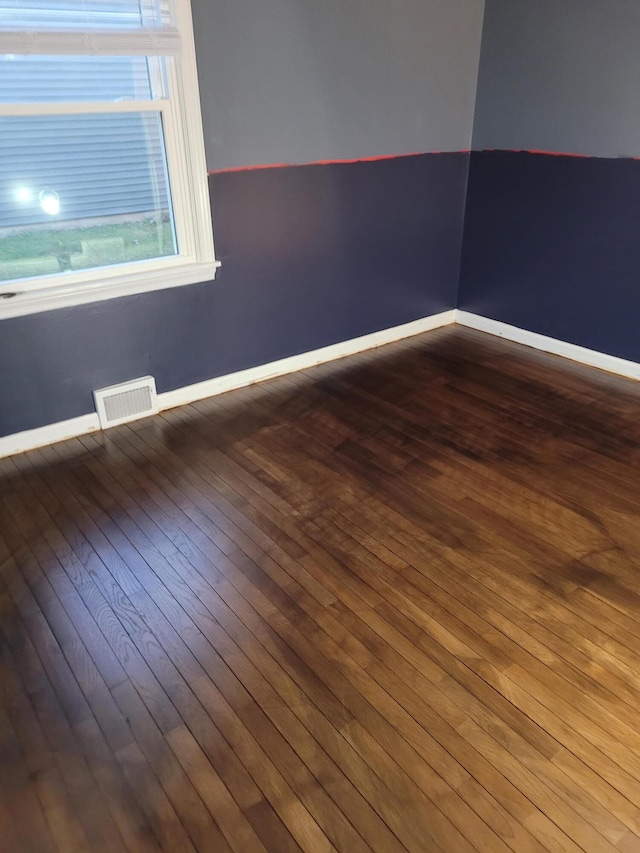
[0,259,222,320]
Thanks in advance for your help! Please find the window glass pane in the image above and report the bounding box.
[0,55,168,102]
[0,0,171,29]
[0,112,176,282]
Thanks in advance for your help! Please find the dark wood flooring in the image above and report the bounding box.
[3,326,640,852]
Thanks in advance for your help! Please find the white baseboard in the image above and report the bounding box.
[0,310,455,459]
[8,309,635,461]
[157,310,456,411]
[0,413,100,460]
[455,310,640,381]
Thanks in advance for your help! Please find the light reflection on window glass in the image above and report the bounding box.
[0,112,177,282]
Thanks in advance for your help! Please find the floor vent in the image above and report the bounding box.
[94,376,158,429]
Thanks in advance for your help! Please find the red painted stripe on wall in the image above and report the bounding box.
[209,150,470,175]
[485,148,640,160]
[482,148,591,159]
[208,148,640,175]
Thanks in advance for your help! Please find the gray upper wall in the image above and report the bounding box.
[472,0,640,158]
[192,0,485,172]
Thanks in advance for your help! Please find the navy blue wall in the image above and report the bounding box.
[459,151,640,361]
[461,0,640,363]
[0,153,467,436]
[7,1,640,440]
[0,0,483,438]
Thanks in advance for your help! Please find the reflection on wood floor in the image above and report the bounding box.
[2,325,640,851]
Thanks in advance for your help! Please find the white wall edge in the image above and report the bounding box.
[157,310,456,411]
[455,310,640,381]
[0,413,100,460]
[0,310,455,459]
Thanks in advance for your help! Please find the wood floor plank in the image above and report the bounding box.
[92,382,628,852]
[140,403,623,848]
[82,432,576,844]
[86,432,499,845]
[66,440,420,849]
[25,441,371,853]
[3,327,640,850]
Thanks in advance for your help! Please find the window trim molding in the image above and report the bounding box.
[0,0,220,319]
[0,258,221,319]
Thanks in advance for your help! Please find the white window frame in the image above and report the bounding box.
[0,0,220,320]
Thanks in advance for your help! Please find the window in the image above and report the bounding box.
[0,0,219,319]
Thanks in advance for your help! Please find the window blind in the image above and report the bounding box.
[0,0,180,55]
[0,0,171,29]
[0,55,160,103]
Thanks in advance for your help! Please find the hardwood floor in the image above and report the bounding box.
[3,326,640,851]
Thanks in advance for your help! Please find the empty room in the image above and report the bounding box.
[2,0,640,850]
